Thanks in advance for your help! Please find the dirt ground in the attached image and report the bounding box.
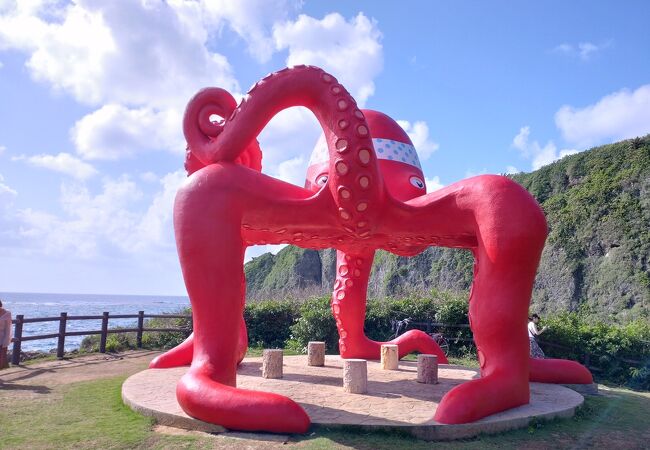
[0,350,158,398]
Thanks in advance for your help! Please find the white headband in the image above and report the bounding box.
[308,136,422,170]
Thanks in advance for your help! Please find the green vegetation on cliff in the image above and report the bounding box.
[245,136,650,323]
[513,136,650,322]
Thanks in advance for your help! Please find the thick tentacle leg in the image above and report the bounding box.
[430,176,547,423]
[150,316,248,369]
[389,176,546,423]
[332,249,447,362]
[529,358,593,384]
[149,333,194,368]
[173,165,310,433]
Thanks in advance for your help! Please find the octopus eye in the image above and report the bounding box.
[410,176,425,189]
[316,174,329,186]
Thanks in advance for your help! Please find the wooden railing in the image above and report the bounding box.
[10,311,192,365]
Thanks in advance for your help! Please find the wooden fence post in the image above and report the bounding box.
[100,312,109,353]
[136,310,145,348]
[11,314,24,365]
[56,312,67,359]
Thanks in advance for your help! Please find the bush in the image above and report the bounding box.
[286,296,338,353]
[539,313,650,388]
[141,309,192,349]
[285,291,472,357]
[244,300,299,348]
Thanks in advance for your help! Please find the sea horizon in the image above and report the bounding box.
[0,291,191,353]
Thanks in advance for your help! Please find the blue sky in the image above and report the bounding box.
[1,0,649,295]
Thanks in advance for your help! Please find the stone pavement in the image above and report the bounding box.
[122,355,585,440]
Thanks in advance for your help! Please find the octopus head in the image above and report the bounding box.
[305,110,427,202]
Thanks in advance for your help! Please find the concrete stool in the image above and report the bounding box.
[417,354,438,384]
[381,344,399,370]
[343,359,367,394]
[262,349,283,379]
[307,341,325,366]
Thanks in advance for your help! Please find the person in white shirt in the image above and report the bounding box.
[528,313,547,359]
[0,299,12,369]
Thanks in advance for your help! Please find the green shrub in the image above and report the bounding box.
[287,296,338,353]
[244,300,299,348]
[285,291,472,357]
[539,313,650,388]
[140,309,192,349]
[104,332,133,353]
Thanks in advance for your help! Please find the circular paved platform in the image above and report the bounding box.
[122,355,584,441]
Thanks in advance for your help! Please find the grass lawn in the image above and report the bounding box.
[0,375,203,450]
[2,370,649,449]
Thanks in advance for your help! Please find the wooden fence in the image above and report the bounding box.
[10,311,191,365]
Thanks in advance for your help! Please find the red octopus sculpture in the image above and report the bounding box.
[150,66,592,434]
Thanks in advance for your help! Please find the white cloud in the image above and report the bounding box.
[512,126,531,152]
[0,0,239,107]
[198,0,301,63]
[0,0,241,161]
[396,120,439,160]
[425,176,443,192]
[245,244,288,263]
[555,84,650,148]
[505,165,520,175]
[23,152,98,180]
[71,104,183,160]
[257,106,321,180]
[274,12,383,105]
[132,170,185,253]
[577,42,599,60]
[2,4,387,166]
[0,145,5,155]
[0,173,17,198]
[140,171,159,183]
[553,41,609,60]
[18,176,142,258]
[531,146,579,170]
[274,155,307,186]
[16,171,185,258]
[512,126,578,170]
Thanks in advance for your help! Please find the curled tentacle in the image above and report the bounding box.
[183,87,261,173]
[185,66,385,234]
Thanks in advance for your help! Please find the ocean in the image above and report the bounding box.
[0,292,190,353]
